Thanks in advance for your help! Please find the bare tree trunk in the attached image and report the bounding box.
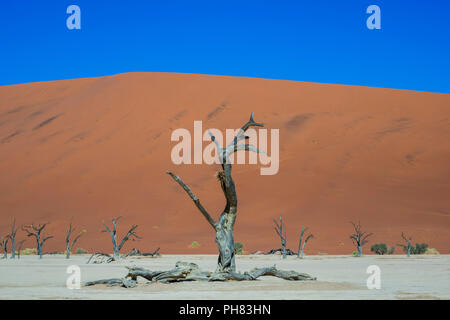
[10,238,15,259]
[17,240,26,259]
[36,233,42,258]
[167,170,238,272]
[297,227,304,258]
[215,207,237,272]
[273,217,287,259]
[9,218,18,259]
[0,234,9,259]
[300,234,313,258]
[65,219,85,259]
[297,226,314,259]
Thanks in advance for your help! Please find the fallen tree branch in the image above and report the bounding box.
[84,261,316,287]
[266,248,297,255]
[121,247,161,258]
[87,248,161,263]
[87,252,114,264]
[85,278,137,288]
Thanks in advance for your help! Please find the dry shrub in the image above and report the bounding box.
[21,248,37,255]
[425,248,439,255]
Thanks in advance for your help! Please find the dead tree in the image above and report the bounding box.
[297,226,314,259]
[398,232,413,257]
[350,221,372,257]
[65,219,86,259]
[90,216,141,263]
[0,233,9,259]
[273,217,287,259]
[85,113,316,287]
[16,240,26,259]
[9,218,19,259]
[167,113,267,273]
[22,223,53,259]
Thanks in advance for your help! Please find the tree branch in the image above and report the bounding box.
[166,171,217,229]
[118,225,141,251]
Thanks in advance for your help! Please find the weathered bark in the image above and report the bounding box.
[22,223,53,259]
[65,219,85,259]
[297,226,314,259]
[101,217,141,262]
[350,221,372,257]
[273,217,287,259]
[84,261,316,287]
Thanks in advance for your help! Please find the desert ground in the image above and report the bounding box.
[0,254,448,300]
[0,72,449,255]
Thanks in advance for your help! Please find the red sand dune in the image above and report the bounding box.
[0,72,449,255]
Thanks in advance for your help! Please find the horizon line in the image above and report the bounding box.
[1,71,449,95]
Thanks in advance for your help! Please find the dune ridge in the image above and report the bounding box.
[0,72,449,254]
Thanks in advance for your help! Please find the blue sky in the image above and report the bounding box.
[0,0,449,93]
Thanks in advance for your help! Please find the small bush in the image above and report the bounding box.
[352,251,358,256]
[188,241,199,248]
[371,243,388,255]
[412,243,428,254]
[400,242,429,255]
[75,248,88,254]
[20,248,37,255]
[425,248,439,255]
[387,246,395,255]
[234,242,244,255]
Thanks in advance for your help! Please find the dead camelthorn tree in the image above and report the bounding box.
[102,217,140,261]
[22,223,53,259]
[85,113,316,287]
[166,113,268,273]
[16,240,26,259]
[0,233,9,259]
[297,226,314,259]
[9,218,19,259]
[350,221,372,257]
[87,216,141,263]
[273,217,287,259]
[398,232,413,257]
[65,218,86,259]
